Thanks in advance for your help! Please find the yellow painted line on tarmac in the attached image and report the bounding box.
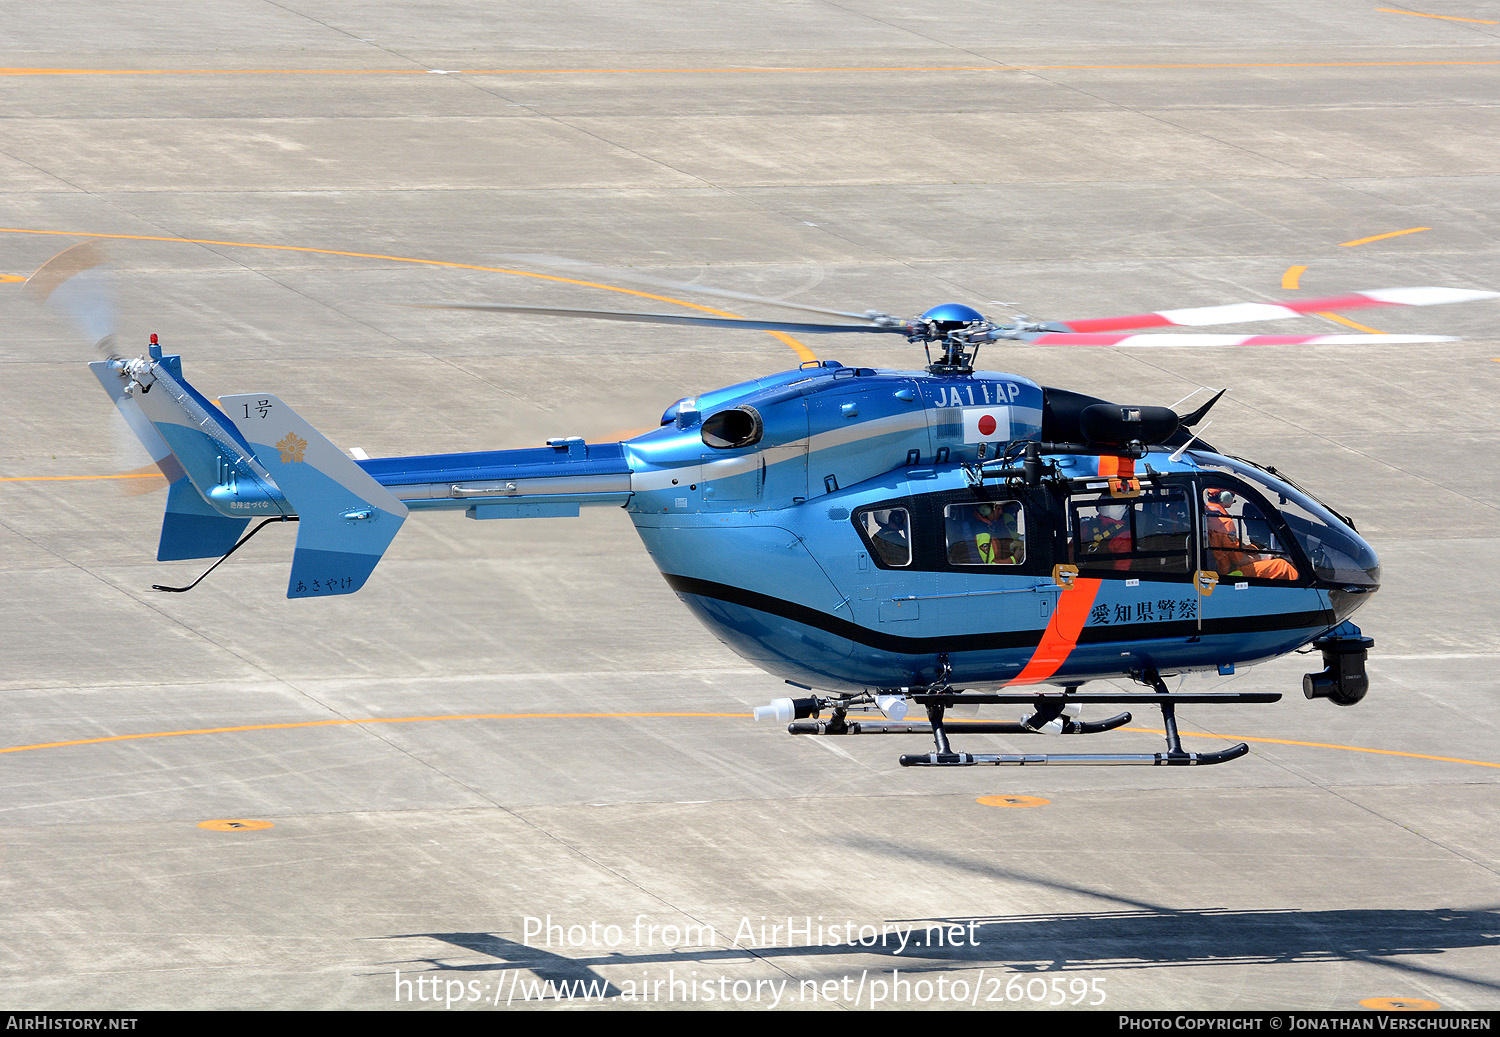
[976,795,1050,808]
[0,712,753,755]
[1280,264,1388,333]
[1376,8,1498,23]
[198,819,274,831]
[1,466,171,494]
[0,473,161,482]
[5,713,1495,770]
[1317,312,1387,334]
[1123,727,1500,769]
[0,227,817,363]
[1293,227,1433,334]
[1360,997,1442,1010]
[0,274,26,283]
[5,60,1500,77]
[1338,227,1430,247]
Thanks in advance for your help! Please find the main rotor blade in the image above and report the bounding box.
[1016,332,1458,347]
[1054,287,1498,333]
[422,302,910,335]
[30,244,170,493]
[25,241,118,355]
[494,253,889,323]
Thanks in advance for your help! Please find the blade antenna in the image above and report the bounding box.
[1179,389,1226,427]
[1170,422,1213,463]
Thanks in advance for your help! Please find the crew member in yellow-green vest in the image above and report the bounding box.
[972,501,1023,565]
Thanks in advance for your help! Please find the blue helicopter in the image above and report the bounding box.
[38,243,1498,769]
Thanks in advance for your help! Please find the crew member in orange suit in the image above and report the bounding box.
[1204,488,1298,580]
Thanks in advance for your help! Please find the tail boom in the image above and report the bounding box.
[359,440,632,518]
[97,348,633,597]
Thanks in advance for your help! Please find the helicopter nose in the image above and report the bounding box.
[1328,583,1376,623]
[1325,552,1380,623]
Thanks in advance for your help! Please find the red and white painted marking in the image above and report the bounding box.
[1057,286,1497,333]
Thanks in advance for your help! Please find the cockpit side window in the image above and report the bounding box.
[1200,486,1299,581]
[1070,489,1191,576]
[1195,455,1377,587]
[857,507,912,567]
[945,501,1025,566]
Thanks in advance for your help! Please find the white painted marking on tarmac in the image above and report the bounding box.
[807,736,862,764]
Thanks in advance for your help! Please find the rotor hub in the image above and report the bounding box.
[916,303,992,372]
[919,303,985,327]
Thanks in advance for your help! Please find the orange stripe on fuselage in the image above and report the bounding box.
[1006,578,1103,686]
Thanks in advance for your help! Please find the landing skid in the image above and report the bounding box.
[897,744,1251,768]
[769,670,1278,769]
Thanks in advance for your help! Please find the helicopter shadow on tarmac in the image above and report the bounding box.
[381,896,1500,1001]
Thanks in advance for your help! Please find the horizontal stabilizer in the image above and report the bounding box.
[222,394,407,598]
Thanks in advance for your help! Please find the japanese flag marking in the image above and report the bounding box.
[962,405,1012,443]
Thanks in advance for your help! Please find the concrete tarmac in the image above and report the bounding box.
[2,0,1498,1012]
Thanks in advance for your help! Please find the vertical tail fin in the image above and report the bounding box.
[221,393,408,598]
[91,356,272,560]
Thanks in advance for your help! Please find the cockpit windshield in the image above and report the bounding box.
[1193,454,1380,588]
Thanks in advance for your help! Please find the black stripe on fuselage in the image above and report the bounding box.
[662,573,1333,655]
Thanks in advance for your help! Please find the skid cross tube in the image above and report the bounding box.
[911,693,1281,705]
[788,712,1132,736]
